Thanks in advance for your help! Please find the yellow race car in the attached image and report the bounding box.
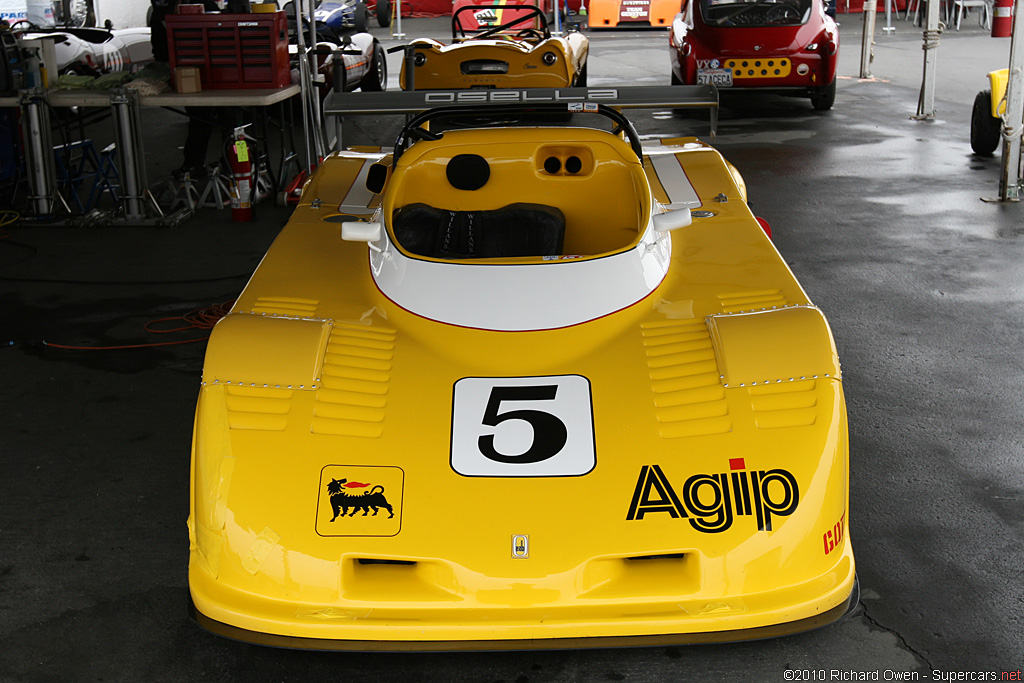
[188,101,857,650]
[397,5,589,90]
[971,68,1008,156]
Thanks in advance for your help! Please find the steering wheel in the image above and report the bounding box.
[765,4,801,22]
[8,19,38,31]
[514,27,545,40]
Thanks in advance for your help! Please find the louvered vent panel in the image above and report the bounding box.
[749,380,818,429]
[249,296,319,317]
[225,385,293,431]
[641,320,731,438]
[717,289,788,314]
[312,323,397,438]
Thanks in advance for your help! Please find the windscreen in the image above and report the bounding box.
[700,0,813,27]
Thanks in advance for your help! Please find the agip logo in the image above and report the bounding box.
[316,465,403,537]
[626,459,799,533]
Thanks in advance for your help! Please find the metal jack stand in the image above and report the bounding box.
[19,89,72,219]
[108,88,190,226]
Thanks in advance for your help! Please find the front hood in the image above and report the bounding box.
[191,299,850,638]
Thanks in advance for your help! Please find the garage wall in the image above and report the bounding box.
[96,0,150,28]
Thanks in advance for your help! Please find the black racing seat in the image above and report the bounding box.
[391,203,566,259]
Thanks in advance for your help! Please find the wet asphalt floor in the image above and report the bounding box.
[1,12,1022,683]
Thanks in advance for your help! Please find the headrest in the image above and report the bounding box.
[446,154,490,191]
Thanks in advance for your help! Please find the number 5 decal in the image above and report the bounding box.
[451,375,596,477]
[478,386,568,464]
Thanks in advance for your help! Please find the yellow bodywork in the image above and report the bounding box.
[188,125,855,648]
[399,33,588,90]
[987,68,1009,118]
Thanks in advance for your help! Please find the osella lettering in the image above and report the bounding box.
[424,89,619,104]
[626,460,799,533]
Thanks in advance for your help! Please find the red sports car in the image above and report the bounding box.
[669,0,838,110]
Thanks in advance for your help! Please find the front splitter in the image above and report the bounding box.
[188,576,860,652]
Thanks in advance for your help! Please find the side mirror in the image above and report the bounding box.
[342,221,381,242]
[365,162,389,194]
[652,208,692,232]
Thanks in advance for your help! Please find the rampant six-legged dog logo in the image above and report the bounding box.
[326,478,394,520]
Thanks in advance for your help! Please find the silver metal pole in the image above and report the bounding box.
[884,0,895,31]
[553,0,563,35]
[915,0,941,118]
[998,0,1024,199]
[860,0,878,77]
[294,0,314,173]
[394,0,404,38]
[19,90,57,216]
[111,88,148,220]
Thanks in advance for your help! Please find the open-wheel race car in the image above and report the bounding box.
[188,99,857,649]
[288,25,387,99]
[669,0,839,110]
[311,0,392,31]
[397,4,588,90]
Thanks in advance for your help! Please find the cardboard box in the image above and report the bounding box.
[174,67,201,94]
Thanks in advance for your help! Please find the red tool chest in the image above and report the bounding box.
[167,11,291,90]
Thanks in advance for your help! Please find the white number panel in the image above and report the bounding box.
[451,375,596,477]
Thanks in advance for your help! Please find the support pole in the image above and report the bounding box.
[19,90,58,216]
[394,0,404,38]
[884,0,895,32]
[998,0,1024,200]
[915,0,942,118]
[293,0,314,174]
[861,0,878,78]
[110,88,150,220]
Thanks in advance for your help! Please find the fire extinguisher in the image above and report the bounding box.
[992,0,1013,37]
[227,126,255,222]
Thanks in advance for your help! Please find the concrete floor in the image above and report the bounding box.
[1,11,1022,682]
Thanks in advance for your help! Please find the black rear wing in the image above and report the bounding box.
[323,85,719,148]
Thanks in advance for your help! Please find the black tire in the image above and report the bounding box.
[574,61,587,87]
[810,78,836,111]
[376,0,392,27]
[62,0,95,27]
[354,2,369,32]
[362,43,387,91]
[671,69,683,86]
[971,89,1001,156]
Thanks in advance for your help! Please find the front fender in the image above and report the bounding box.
[988,68,1009,118]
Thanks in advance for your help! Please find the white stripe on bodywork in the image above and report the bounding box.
[370,219,673,331]
[339,159,377,212]
[648,152,702,209]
